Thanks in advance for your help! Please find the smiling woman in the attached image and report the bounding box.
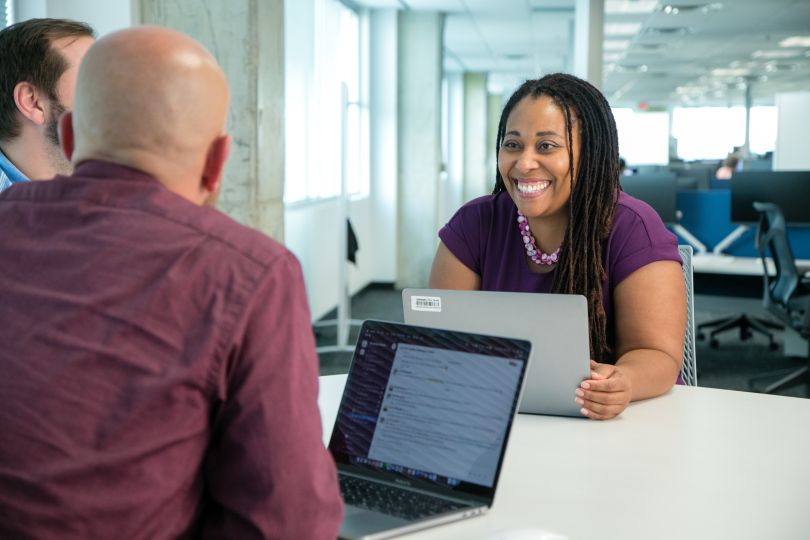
[428,73,687,420]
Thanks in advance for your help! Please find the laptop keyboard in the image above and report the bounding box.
[340,475,468,520]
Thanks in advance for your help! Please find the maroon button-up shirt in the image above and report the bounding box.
[0,161,343,539]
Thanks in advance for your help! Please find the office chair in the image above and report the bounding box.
[696,228,783,350]
[678,245,698,386]
[748,202,810,394]
[696,309,782,350]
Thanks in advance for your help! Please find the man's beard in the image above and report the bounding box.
[45,98,73,176]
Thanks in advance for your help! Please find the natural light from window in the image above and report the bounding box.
[612,108,670,165]
[672,106,777,161]
[284,0,367,204]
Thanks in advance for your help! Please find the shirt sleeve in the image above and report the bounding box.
[437,198,490,275]
[201,251,343,540]
[609,199,682,287]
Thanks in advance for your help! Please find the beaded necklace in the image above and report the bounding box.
[517,211,562,266]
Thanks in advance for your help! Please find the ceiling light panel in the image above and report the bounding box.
[604,22,643,36]
[604,40,631,51]
[780,36,810,48]
[711,68,750,77]
[605,1,659,15]
[752,49,804,60]
[397,0,466,10]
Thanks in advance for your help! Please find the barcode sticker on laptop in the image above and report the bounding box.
[411,296,442,312]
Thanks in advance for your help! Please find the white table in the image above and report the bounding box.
[319,374,810,540]
[692,253,810,276]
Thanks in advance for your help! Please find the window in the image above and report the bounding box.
[3,0,13,27]
[671,106,777,161]
[284,0,369,204]
[612,108,670,165]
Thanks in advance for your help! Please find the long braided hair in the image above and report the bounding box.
[493,73,620,361]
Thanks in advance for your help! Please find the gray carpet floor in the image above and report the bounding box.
[315,286,810,399]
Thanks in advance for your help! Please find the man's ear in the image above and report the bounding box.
[59,111,75,162]
[201,134,231,194]
[13,81,47,126]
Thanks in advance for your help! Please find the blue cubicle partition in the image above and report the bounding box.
[675,189,810,259]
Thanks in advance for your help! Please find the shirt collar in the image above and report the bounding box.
[0,147,29,184]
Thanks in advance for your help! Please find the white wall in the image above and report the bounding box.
[285,197,376,321]
[13,0,46,21]
[283,1,383,320]
[774,92,810,171]
[15,0,135,35]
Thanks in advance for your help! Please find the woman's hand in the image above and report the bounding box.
[575,360,632,420]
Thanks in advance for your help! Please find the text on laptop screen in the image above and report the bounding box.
[329,321,528,494]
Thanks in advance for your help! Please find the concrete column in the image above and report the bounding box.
[13,1,136,39]
[369,9,398,283]
[486,92,503,194]
[573,0,604,88]
[743,76,753,158]
[438,72,464,226]
[396,11,443,288]
[462,72,488,202]
[140,0,285,241]
[46,0,134,35]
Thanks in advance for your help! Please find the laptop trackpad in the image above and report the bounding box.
[340,506,410,540]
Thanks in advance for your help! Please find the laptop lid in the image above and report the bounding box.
[328,319,530,506]
[402,289,590,417]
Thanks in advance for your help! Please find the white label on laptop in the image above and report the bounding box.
[411,296,442,312]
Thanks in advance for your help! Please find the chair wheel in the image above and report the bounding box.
[710,339,719,348]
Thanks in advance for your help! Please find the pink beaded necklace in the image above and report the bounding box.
[517,211,562,266]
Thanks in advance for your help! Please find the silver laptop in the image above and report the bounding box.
[329,319,530,540]
[402,289,590,417]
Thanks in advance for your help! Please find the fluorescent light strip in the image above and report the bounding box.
[604,22,643,36]
[779,36,810,48]
[605,0,659,15]
[604,40,631,51]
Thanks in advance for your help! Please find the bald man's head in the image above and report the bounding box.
[61,26,230,205]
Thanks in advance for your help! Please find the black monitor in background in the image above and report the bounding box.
[741,159,772,172]
[670,162,715,190]
[620,172,678,224]
[730,171,810,226]
[676,176,698,190]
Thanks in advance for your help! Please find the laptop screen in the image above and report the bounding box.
[328,320,529,499]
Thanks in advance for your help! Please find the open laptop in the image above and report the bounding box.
[402,289,590,417]
[328,319,530,540]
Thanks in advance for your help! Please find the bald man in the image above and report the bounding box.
[0,18,95,192]
[0,27,343,539]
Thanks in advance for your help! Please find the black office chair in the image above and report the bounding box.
[697,300,782,349]
[748,202,810,394]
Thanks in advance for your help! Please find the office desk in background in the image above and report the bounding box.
[692,253,810,276]
[319,374,810,540]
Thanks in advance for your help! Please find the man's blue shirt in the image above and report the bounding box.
[0,147,29,193]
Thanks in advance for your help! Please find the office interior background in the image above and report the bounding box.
[6,0,810,396]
